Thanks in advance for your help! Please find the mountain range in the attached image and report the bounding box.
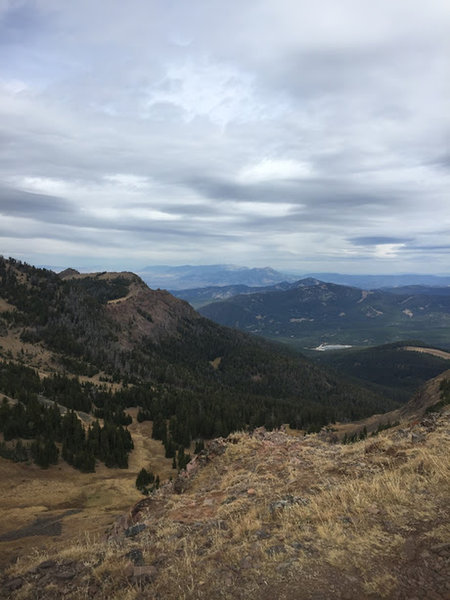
[303,272,450,289]
[136,264,450,291]
[0,258,394,446]
[198,278,450,348]
[138,264,294,290]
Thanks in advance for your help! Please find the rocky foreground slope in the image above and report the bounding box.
[2,403,449,600]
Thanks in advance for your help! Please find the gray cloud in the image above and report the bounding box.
[0,0,449,273]
[349,236,413,246]
[0,185,76,219]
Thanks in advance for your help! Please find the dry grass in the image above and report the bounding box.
[403,346,450,360]
[2,411,449,599]
[0,414,175,570]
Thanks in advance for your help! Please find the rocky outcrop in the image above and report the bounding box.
[106,281,200,345]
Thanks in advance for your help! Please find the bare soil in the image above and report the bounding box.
[402,346,450,360]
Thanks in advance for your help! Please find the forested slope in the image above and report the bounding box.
[0,257,397,471]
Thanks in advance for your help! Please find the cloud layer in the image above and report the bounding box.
[1,0,449,273]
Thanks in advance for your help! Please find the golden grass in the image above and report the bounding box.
[0,414,175,570]
[403,346,450,360]
[3,410,449,599]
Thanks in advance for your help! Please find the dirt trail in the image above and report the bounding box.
[402,346,450,360]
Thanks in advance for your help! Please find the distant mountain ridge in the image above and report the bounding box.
[382,285,450,296]
[138,265,450,291]
[172,280,296,308]
[199,278,450,348]
[176,279,450,310]
[137,264,295,290]
[304,273,450,288]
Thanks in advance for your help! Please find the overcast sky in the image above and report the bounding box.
[0,0,449,274]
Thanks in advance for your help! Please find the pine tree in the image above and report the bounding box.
[135,467,156,494]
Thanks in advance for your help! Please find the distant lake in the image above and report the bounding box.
[314,343,353,351]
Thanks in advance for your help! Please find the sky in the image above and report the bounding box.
[0,0,449,274]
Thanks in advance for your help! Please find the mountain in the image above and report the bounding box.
[139,268,450,293]
[175,280,450,310]
[199,279,450,348]
[382,285,450,296]
[303,273,450,289]
[172,281,295,309]
[0,257,396,449]
[137,264,294,290]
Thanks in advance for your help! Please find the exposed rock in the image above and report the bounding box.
[173,476,189,495]
[266,544,286,556]
[38,559,57,570]
[126,548,144,565]
[411,431,426,444]
[205,437,228,457]
[317,428,339,443]
[125,523,147,538]
[55,569,76,580]
[5,578,23,591]
[255,529,271,540]
[269,495,309,513]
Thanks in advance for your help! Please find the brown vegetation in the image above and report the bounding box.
[0,410,174,570]
[2,406,449,600]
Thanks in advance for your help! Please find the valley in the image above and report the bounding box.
[0,408,174,569]
[0,257,449,599]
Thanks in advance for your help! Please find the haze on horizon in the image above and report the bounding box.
[0,0,449,275]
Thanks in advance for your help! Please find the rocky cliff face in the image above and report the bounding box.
[105,278,200,346]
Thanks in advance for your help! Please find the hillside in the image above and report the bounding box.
[312,342,450,403]
[0,257,396,462]
[1,375,449,599]
[382,285,450,296]
[199,279,450,348]
[303,273,450,289]
[172,281,294,309]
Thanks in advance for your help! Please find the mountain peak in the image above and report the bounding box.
[58,267,80,279]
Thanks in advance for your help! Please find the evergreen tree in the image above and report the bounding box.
[136,467,156,494]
